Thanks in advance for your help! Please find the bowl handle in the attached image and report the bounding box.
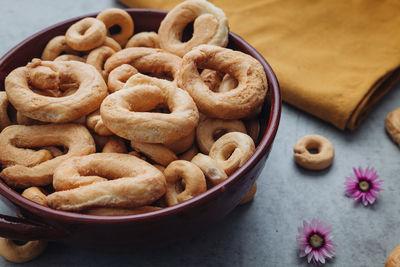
[0,214,68,241]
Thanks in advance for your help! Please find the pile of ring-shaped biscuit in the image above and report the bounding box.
[0,0,268,217]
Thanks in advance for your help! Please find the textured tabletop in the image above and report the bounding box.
[1,1,399,266]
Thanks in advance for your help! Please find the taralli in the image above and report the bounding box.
[164,160,206,206]
[385,108,400,147]
[239,183,257,205]
[201,69,223,92]
[293,134,334,170]
[158,0,229,57]
[47,153,166,211]
[130,141,178,166]
[0,124,96,188]
[191,153,227,186]
[209,132,255,175]
[26,61,60,91]
[0,238,47,263]
[0,127,53,168]
[179,145,198,161]
[165,129,195,154]
[65,17,107,51]
[107,64,138,93]
[16,112,42,126]
[153,165,166,173]
[86,46,116,79]
[244,118,261,143]
[0,92,11,131]
[41,35,78,61]
[201,69,237,93]
[83,206,161,216]
[386,245,400,267]
[5,59,108,123]
[43,146,64,158]
[128,151,148,161]
[92,133,109,151]
[178,45,268,119]
[21,187,48,206]
[103,36,122,52]
[0,4,270,218]
[196,118,247,154]
[104,47,182,82]
[96,8,134,47]
[86,110,113,136]
[218,74,238,92]
[54,54,86,62]
[126,32,160,48]
[102,136,127,153]
[101,74,199,143]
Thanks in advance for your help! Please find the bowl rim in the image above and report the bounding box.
[0,8,281,224]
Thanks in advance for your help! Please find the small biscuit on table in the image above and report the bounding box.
[385,108,400,147]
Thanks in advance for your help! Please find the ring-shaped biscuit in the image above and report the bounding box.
[201,69,237,93]
[104,47,181,82]
[158,0,229,57]
[164,160,206,206]
[165,129,195,154]
[0,124,96,189]
[21,187,48,206]
[130,141,178,167]
[293,134,334,170]
[96,8,134,47]
[47,153,166,211]
[86,46,116,80]
[5,59,108,123]
[386,246,400,267]
[126,32,160,48]
[103,36,122,52]
[209,132,255,175]
[179,145,198,161]
[244,118,260,144]
[385,108,400,147]
[218,74,238,92]
[0,92,11,131]
[65,18,107,51]
[196,118,246,154]
[102,136,127,154]
[54,54,86,62]
[107,64,138,93]
[0,238,47,263]
[101,74,199,143]
[178,45,268,119]
[43,146,64,158]
[41,35,78,61]
[201,69,223,92]
[16,112,37,126]
[86,110,113,136]
[191,153,227,186]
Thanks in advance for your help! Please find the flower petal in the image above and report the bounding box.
[307,252,313,263]
[352,191,362,200]
[366,193,376,204]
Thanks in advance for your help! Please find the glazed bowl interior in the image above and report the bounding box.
[0,9,281,224]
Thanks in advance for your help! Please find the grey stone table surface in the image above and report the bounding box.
[0,0,399,266]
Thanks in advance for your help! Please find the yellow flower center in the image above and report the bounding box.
[309,233,324,249]
[358,180,370,192]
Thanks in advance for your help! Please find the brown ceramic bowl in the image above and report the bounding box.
[0,9,281,250]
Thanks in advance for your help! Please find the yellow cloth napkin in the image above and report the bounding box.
[119,0,400,130]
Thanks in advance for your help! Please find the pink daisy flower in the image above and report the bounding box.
[296,219,337,265]
[344,166,383,206]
